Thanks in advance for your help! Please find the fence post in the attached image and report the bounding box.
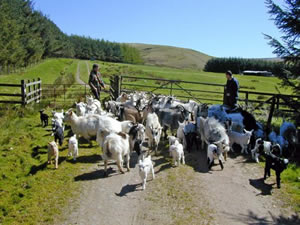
[27,79,31,103]
[245,92,249,107]
[170,82,173,96]
[37,78,41,103]
[33,79,36,103]
[21,80,26,106]
[266,96,275,136]
[276,95,280,110]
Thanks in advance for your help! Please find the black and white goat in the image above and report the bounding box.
[264,153,289,189]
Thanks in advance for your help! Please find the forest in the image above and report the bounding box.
[0,0,143,73]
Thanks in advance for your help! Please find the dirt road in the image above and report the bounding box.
[75,62,87,85]
[61,141,299,225]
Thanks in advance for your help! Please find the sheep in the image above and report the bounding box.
[228,129,254,154]
[264,154,289,188]
[39,109,49,127]
[145,112,162,155]
[102,132,131,176]
[169,140,185,166]
[48,141,59,169]
[207,144,224,170]
[75,102,87,117]
[138,155,155,190]
[251,138,272,163]
[68,134,78,161]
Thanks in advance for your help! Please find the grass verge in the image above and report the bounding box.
[0,104,101,224]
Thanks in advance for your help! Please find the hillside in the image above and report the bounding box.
[129,43,212,70]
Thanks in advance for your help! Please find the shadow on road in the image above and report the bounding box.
[226,210,300,225]
[115,183,142,197]
[249,178,275,196]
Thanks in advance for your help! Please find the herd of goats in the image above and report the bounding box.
[39,91,298,190]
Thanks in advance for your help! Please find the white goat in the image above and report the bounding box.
[145,112,162,155]
[75,102,87,117]
[207,144,224,170]
[68,134,78,161]
[177,121,187,150]
[48,141,59,169]
[228,129,254,154]
[64,110,102,141]
[86,95,102,114]
[138,155,155,190]
[102,132,131,175]
[169,140,185,166]
[251,138,272,163]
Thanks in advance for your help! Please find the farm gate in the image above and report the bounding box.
[0,78,42,105]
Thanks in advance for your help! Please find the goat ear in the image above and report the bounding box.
[70,111,73,115]
[243,129,247,133]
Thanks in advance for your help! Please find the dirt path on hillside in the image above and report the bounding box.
[62,143,299,225]
[75,62,86,85]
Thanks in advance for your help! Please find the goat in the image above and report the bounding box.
[169,140,185,166]
[48,141,59,169]
[251,138,272,163]
[145,112,162,155]
[228,129,254,154]
[207,144,224,170]
[75,102,87,117]
[119,105,143,123]
[53,123,64,146]
[68,134,78,161]
[102,132,131,176]
[264,154,288,188]
[177,121,187,151]
[156,105,190,139]
[138,155,155,190]
[39,109,49,127]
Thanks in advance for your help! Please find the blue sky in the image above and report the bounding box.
[33,0,284,58]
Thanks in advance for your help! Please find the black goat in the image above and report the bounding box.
[53,125,64,146]
[39,110,49,127]
[264,154,288,188]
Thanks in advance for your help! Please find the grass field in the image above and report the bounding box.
[129,43,212,70]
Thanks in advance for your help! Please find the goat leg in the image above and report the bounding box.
[276,171,281,188]
[219,159,224,170]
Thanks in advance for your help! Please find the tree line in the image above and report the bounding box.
[0,0,143,73]
[204,57,285,75]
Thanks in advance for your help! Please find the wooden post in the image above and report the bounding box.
[37,78,41,103]
[27,79,31,103]
[21,80,26,106]
[276,95,280,110]
[32,79,36,103]
[64,84,66,103]
[245,92,249,107]
[170,82,173,96]
[266,96,275,136]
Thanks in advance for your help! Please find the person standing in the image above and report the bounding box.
[88,64,105,100]
[223,70,239,111]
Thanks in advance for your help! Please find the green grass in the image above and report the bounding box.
[0,105,101,225]
[281,163,300,212]
[129,43,212,70]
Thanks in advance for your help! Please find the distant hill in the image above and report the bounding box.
[129,43,212,70]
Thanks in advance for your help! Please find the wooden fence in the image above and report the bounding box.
[0,78,42,105]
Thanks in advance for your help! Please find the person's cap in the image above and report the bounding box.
[226,70,232,76]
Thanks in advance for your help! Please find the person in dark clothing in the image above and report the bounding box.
[89,64,105,100]
[223,70,239,111]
